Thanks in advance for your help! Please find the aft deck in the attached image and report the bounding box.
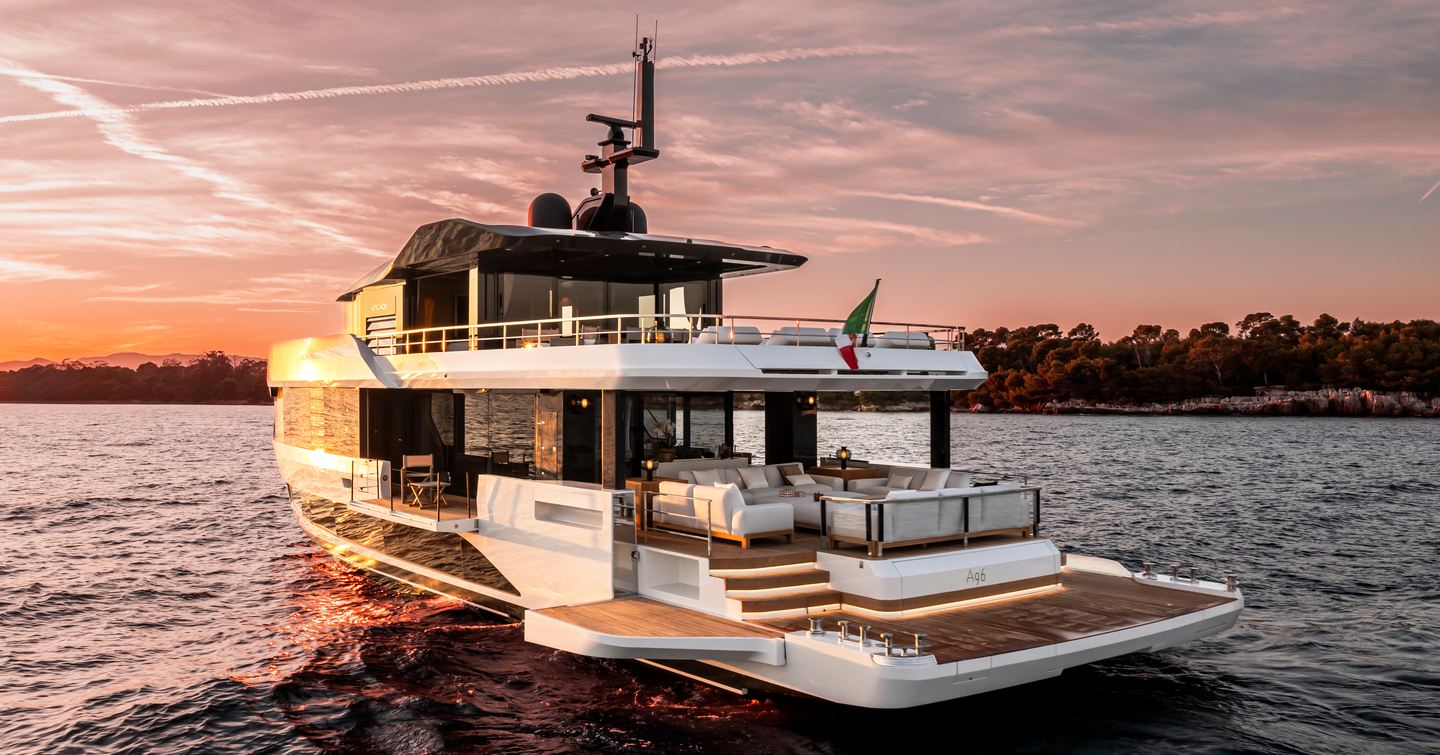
[538,597,781,638]
[350,490,482,533]
[533,569,1237,665]
[755,569,1238,663]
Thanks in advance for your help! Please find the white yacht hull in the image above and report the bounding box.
[280,444,1242,709]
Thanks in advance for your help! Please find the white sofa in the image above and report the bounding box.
[655,458,841,505]
[650,480,794,548]
[849,464,974,496]
[826,483,1033,550]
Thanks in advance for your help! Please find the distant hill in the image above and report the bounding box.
[0,352,259,372]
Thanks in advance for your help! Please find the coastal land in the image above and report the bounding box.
[2,314,1435,415]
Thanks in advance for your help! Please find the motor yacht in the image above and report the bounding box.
[268,38,1242,708]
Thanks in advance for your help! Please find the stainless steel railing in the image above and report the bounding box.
[641,491,716,557]
[819,485,1042,557]
[362,312,965,355]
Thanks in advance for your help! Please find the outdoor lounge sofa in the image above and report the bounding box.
[650,480,794,548]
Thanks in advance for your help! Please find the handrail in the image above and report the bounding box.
[361,311,967,355]
[821,486,1042,557]
[644,490,716,557]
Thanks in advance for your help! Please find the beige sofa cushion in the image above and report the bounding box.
[692,468,723,486]
[885,470,914,489]
[737,466,769,489]
[918,468,950,491]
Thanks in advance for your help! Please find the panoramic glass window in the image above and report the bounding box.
[625,392,730,470]
[499,274,554,323]
[663,280,712,330]
[557,278,606,336]
[463,390,535,447]
[608,281,656,325]
[430,391,454,446]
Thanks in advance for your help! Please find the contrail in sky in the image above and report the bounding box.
[0,66,229,97]
[0,56,373,254]
[0,45,895,126]
[1419,177,1440,204]
[852,190,1081,227]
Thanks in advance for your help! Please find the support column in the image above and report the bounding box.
[764,391,818,466]
[601,390,626,490]
[929,390,951,469]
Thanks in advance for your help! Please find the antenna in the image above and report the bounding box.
[576,30,660,232]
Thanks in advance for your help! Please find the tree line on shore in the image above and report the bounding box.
[0,351,270,404]
[952,313,1438,411]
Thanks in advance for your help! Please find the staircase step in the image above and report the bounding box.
[721,569,829,592]
[736,589,843,615]
[707,552,816,571]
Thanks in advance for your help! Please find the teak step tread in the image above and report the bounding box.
[721,569,830,591]
[737,589,843,614]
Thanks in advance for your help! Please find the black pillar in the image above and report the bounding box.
[722,392,734,451]
[930,390,952,469]
[764,391,818,466]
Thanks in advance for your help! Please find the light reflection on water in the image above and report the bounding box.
[0,404,1435,753]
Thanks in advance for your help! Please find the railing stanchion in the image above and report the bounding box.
[876,502,885,558]
[864,502,873,556]
[962,495,970,547]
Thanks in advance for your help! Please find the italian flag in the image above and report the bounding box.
[836,280,879,370]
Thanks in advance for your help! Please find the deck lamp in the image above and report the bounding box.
[836,446,851,470]
[642,456,658,481]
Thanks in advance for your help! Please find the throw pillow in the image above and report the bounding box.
[919,468,950,491]
[777,462,805,479]
[692,468,722,486]
[737,466,769,490]
[785,473,816,486]
[885,471,914,490]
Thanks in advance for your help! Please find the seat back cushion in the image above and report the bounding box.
[762,464,786,488]
[737,466,769,489]
[718,468,743,486]
[692,468,722,486]
[885,470,915,490]
[918,468,950,491]
[658,480,693,496]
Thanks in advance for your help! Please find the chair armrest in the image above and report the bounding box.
[851,478,886,492]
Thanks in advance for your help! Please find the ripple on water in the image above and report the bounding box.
[0,406,1436,753]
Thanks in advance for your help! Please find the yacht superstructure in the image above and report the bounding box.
[268,38,1241,708]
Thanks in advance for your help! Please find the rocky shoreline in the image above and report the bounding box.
[1032,388,1440,417]
[742,389,1439,416]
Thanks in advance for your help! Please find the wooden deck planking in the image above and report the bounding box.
[637,528,1033,570]
[754,570,1237,664]
[638,529,823,569]
[536,597,782,638]
[359,492,477,522]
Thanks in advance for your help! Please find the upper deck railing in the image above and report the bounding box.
[364,312,966,356]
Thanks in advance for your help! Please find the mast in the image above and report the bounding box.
[525,33,661,232]
[576,35,659,232]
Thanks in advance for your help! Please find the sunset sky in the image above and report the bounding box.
[1,1,1436,362]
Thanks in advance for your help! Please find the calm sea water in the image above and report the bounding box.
[1,404,1436,753]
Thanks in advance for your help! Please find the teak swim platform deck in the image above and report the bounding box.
[536,597,782,638]
[755,569,1237,664]
[532,569,1236,667]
